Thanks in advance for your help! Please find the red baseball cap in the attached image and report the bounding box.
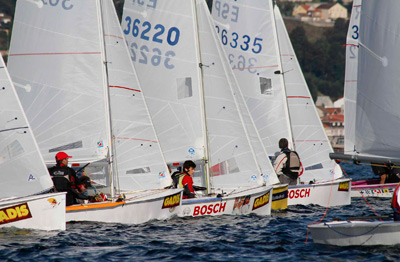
[55,152,72,161]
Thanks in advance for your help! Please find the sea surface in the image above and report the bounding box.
[1,162,399,262]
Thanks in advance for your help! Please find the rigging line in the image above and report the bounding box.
[305,165,335,244]
[338,163,382,221]
[0,126,28,133]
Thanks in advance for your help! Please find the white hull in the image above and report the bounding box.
[288,178,351,207]
[66,189,182,224]
[178,185,272,217]
[309,220,400,246]
[351,182,397,198]
[0,192,66,231]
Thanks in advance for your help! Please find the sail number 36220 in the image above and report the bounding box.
[123,17,181,47]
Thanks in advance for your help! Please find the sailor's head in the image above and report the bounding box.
[183,160,196,176]
[279,138,288,149]
[77,176,92,192]
[55,151,72,166]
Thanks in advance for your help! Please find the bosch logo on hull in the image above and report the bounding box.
[193,202,227,216]
[288,188,311,199]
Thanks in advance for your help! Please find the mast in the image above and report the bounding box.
[193,0,212,194]
[271,1,295,150]
[98,0,117,200]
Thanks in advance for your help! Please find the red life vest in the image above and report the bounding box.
[391,184,400,213]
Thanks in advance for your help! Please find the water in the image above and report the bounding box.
[1,163,399,262]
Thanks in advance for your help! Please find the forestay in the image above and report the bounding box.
[8,0,109,164]
[195,0,275,187]
[0,55,54,199]
[344,0,362,154]
[356,0,400,158]
[211,0,292,158]
[274,6,342,182]
[101,0,171,190]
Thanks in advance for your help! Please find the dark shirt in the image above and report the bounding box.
[48,165,89,206]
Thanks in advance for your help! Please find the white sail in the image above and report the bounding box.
[344,0,362,154]
[101,0,171,190]
[122,0,205,164]
[211,0,292,158]
[355,0,400,158]
[195,0,274,187]
[0,55,54,199]
[274,6,342,181]
[8,0,109,164]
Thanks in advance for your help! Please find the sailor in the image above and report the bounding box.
[391,183,400,221]
[48,151,79,206]
[172,160,196,199]
[273,138,303,185]
[75,176,104,204]
[371,163,390,184]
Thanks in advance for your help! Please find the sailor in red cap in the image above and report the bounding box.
[48,151,85,206]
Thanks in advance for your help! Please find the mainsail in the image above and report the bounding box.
[122,0,272,189]
[344,0,362,154]
[211,0,292,157]
[8,0,109,164]
[8,0,171,192]
[0,54,54,199]
[354,0,400,158]
[274,6,342,181]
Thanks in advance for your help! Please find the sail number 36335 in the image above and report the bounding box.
[41,0,73,10]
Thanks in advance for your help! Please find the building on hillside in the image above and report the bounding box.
[292,3,348,22]
[315,95,333,108]
[317,96,344,152]
[317,3,348,21]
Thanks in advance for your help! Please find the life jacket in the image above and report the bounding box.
[391,184,400,213]
[282,150,301,180]
[171,171,183,188]
[48,165,76,206]
[176,172,195,199]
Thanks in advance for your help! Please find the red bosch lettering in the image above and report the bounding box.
[219,202,226,212]
[193,206,200,216]
[200,205,207,215]
[207,205,213,215]
[213,203,220,213]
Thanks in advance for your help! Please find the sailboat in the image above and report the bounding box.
[211,0,351,206]
[330,0,398,198]
[309,0,400,246]
[122,0,277,217]
[7,0,182,224]
[0,54,66,231]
